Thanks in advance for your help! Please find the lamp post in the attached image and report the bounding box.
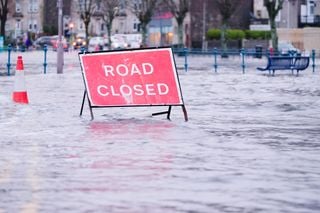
[202,0,207,51]
[159,11,163,46]
[286,0,290,28]
[57,0,64,74]
[69,22,74,43]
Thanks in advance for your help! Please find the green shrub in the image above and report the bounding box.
[262,31,271,39]
[207,29,271,40]
[227,29,245,40]
[207,29,246,40]
[245,30,271,39]
[207,29,221,40]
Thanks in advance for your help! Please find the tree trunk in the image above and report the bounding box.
[270,19,278,52]
[264,0,284,54]
[0,11,8,42]
[177,22,184,48]
[221,22,228,57]
[85,20,90,48]
[107,24,112,49]
[141,23,148,47]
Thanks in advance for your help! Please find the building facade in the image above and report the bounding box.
[299,0,320,27]
[4,0,320,48]
[190,0,253,48]
[250,0,320,51]
[251,0,320,29]
[6,0,44,40]
[5,0,141,41]
[5,0,190,47]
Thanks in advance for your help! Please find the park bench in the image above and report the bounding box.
[257,56,310,76]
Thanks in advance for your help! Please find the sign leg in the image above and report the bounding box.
[152,106,171,120]
[80,90,86,116]
[89,107,94,120]
[167,106,172,120]
[182,105,188,122]
[87,94,94,120]
[80,90,94,120]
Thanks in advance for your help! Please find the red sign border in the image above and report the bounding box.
[79,47,188,121]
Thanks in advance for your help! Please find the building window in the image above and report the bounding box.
[134,1,142,11]
[78,0,87,12]
[16,0,22,13]
[120,0,125,10]
[134,23,141,32]
[309,1,315,15]
[257,10,262,18]
[96,1,101,11]
[16,20,21,30]
[28,19,37,31]
[28,0,38,13]
[28,20,32,30]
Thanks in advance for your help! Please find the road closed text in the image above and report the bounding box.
[97,83,169,96]
[97,62,170,97]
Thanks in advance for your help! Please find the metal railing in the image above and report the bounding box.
[0,46,318,76]
[172,48,318,73]
[1,44,48,76]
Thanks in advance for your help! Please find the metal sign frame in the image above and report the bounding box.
[79,47,188,121]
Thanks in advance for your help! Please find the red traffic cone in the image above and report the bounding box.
[12,56,29,104]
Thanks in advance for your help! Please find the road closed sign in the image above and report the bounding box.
[79,47,184,107]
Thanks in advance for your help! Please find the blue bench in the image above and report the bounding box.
[257,56,310,76]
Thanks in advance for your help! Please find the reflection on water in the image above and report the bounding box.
[88,119,175,138]
[85,120,174,180]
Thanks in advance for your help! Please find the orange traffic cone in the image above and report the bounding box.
[12,56,29,104]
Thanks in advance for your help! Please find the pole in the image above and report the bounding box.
[184,48,188,72]
[312,49,316,73]
[213,48,218,73]
[43,45,48,74]
[160,12,163,46]
[202,0,207,51]
[241,48,246,74]
[57,0,64,74]
[287,0,290,28]
[7,44,12,76]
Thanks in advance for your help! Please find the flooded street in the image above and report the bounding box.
[1,51,320,212]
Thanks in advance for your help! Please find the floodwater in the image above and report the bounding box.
[0,51,320,212]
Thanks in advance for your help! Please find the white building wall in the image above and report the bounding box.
[278,0,299,28]
[6,0,44,39]
[252,0,300,29]
[5,0,190,46]
[254,0,269,19]
[68,0,141,37]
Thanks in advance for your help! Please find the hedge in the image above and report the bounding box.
[207,29,271,40]
[228,29,245,40]
[207,29,221,40]
[244,30,271,39]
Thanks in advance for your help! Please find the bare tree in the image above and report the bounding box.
[0,0,9,41]
[78,0,97,46]
[164,0,190,48]
[100,0,120,48]
[264,0,284,52]
[129,0,157,47]
[213,0,244,56]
